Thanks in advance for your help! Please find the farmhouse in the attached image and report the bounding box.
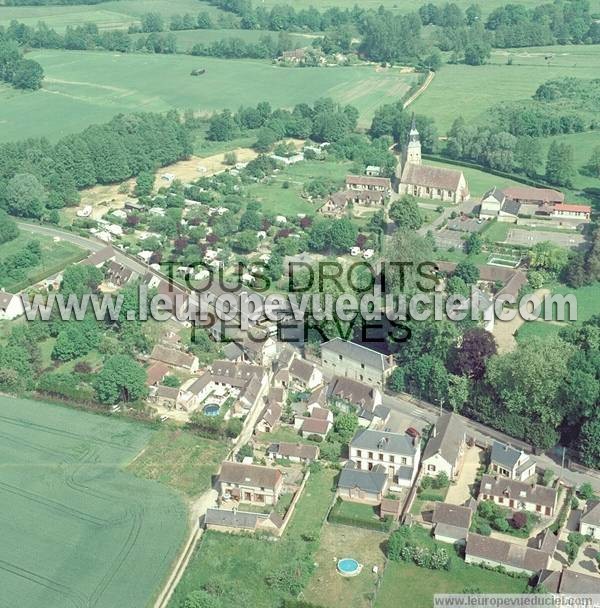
[489,442,536,482]
[479,188,521,222]
[465,533,552,576]
[398,122,469,203]
[537,569,600,594]
[501,186,564,205]
[320,189,386,216]
[579,500,600,540]
[150,344,199,373]
[421,412,467,480]
[268,442,319,463]
[349,429,421,489]
[321,338,394,389]
[433,502,473,544]
[478,474,558,517]
[337,461,388,503]
[146,362,170,387]
[218,461,283,506]
[0,291,24,320]
[346,175,392,194]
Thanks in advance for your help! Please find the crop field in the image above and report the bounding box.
[412,45,600,133]
[0,229,85,293]
[0,50,417,143]
[0,0,226,32]
[0,396,187,608]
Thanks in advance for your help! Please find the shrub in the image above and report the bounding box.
[541,468,555,486]
[420,476,433,490]
[306,434,323,443]
[511,511,527,529]
[494,517,510,532]
[578,483,595,501]
[432,471,449,489]
[476,522,492,536]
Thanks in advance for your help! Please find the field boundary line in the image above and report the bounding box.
[403,70,434,109]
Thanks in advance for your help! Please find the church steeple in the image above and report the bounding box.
[405,115,422,166]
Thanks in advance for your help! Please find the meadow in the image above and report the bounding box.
[0,50,417,142]
[168,467,337,608]
[412,45,600,133]
[0,396,188,608]
[0,228,85,292]
[0,0,226,32]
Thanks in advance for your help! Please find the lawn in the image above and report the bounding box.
[0,229,85,293]
[0,50,417,142]
[168,467,337,608]
[410,485,448,516]
[255,425,319,446]
[413,45,600,133]
[374,526,529,608]
[0,0,227,32]
[0,395,187,608]
[247,159,352,216]
[129,426,230,498]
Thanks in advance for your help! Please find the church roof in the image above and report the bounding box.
[401,163,464,191]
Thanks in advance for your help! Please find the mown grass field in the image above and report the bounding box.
[0,229,85,292]
[0,50,416,142]
[168,467,337,608]
[0,396,188,608]
[413,45,600,133]
[374,527,529,608]
[0,0,226,32]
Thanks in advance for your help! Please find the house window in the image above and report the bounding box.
[255,494,265,503]
[536,505,542,512]
[498,497,504,504]
[389,455,395,463]
[338,354,343,360]
[545,507,551,516]
[356,450,362,457]
[361,363,365,369]
[356,460,362,469]
[401,457,407,465]
[379,453,384,461]
[369,452,373,459]
[427,464,436,472]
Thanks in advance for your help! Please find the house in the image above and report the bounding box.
[154,385,180,409]
[241,334,277,366]
[204,508,282,535]
[150,344,199,373]
[222,341,244,362]
[489,442,536,482]
[321,338,394,389]
[465,533,552,576]
[421,412,467,480]
[348,429,421,489]
[479,188,521,222]
[281,48,306,62]
[146,361,170,387]
[218,461,283,506]
[397,121,469,203]
[380,497,402,520]
[80,246,115,268]
[553,203,591,221]
[478,474,558,517]
[501,186,564,205]
[337,461,388,503]
[268,442,320,463]
[256,403,282,434]
[307,405,333,424]
[366,165,381,177]
[0,291,24,320]
[320,190,386,217]
[329,376,382,411]
[104,260,136,288]
[306,384,328,410]
[433,502,473,544]
[346,175,392,195]
[288,358,323,391]
[295,415,332,439]
[580,500,600,540]
[537,568,600,594]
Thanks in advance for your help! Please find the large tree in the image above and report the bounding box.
[545,141,576,187]
[4,173,47,218]
[94,355,147,405]
[389,195,423,230]
[451,327,497,380]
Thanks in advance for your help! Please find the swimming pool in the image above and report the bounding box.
[337,558,361,577]
[203,404,220,416]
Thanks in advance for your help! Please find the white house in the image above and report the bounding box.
[580,500,600,540]
[0,291,25,320]
[421,412,467,480]
[489,442,536,482]
[288,358,323,391]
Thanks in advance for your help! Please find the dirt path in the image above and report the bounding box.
[403,70,435,109]
[493,288,551,353]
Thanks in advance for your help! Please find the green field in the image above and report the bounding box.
[0,50,416,142]
[0,229,85,293]
[0,0,226,32]
[248,159,352,216]
[0,396,187,608]
[413,45,600,133]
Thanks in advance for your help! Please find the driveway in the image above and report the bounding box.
[445,445,482,505]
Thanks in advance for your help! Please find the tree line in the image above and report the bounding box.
[0,33,44,90]
[0,111,192,220]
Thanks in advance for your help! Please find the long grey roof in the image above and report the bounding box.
[422,412,465,466]
[205,508,258,530]
[338,461,387,494]
[351,429,417,457]
[582,500,600,526]
[491,441,523,470]
[321,338,392,372]
[479,474,557,509]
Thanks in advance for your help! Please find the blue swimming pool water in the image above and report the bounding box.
[203,404,220,416]
[337,558,360,574]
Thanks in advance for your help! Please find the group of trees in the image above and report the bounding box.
[206,98,359,147]
[564,224,600,288]
[190,32,297,60]
[0,111,192,219]
[0,33,44,90]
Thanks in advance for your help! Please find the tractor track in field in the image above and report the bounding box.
[0,558,88,608]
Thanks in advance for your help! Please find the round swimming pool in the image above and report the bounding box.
[337,558,361,577]
[203,404,220,417]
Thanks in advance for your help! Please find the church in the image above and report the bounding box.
[397,121,470,204]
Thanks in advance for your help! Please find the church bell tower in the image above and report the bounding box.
[405,116,422,166]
